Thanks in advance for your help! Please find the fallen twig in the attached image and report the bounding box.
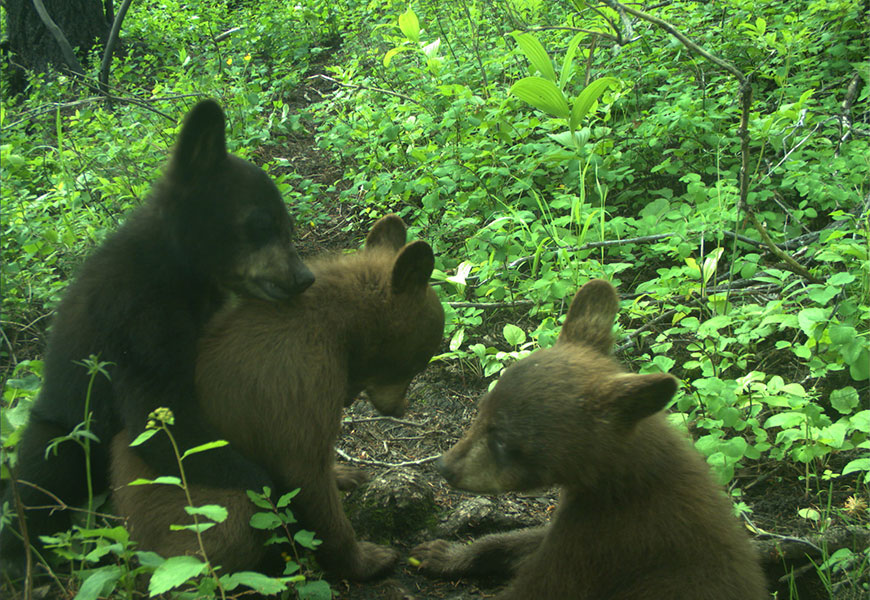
[335,447,441,468]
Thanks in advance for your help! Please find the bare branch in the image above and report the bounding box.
[30,0,85,77]
[335,447,441,468]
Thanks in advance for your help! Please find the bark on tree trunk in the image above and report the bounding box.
[5,0,109,89]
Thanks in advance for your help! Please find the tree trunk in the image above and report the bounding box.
[5,0,109,91]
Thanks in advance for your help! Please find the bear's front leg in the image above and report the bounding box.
[411,525,547,579]
[294,474,398,581]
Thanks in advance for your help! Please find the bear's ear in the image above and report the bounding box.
[169,99,228,180]
[558,279,619,353]
[392,241,434,294]
[606,373,678,428]
[366,214,407,252]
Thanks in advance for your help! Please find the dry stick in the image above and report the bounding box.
[8,472,33,600]
[749,213,824,284]
[310,74,433,113]
[98,0,134,96]
[334,447,441,468]
[30,0,86,77]
[342,416,427,428]
[601,0,745,83]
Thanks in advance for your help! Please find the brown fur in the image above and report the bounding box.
[412,279,766,599]
[111,215,444,580]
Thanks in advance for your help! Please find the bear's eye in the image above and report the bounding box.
[244,211,277,245]
[488,435,514,466]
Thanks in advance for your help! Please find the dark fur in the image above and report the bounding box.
[2,100,313,568]
[412,279,767,599]
[111,215,445,580]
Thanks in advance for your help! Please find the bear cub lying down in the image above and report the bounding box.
[412,279,766,600]
[111,215,444,581]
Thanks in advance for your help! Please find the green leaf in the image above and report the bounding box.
[130,429,158,446]
[127,476,182,487]
[559,32,586,90]
[294,529,322,550]
[277,488,300,508]
[849,348,869,380]
[185,504,228,523]
[148,555,206,596]
[842,457,870,476]
[503,323,526,347]
[181,439,228,460]
[297,579,333,600]
[398,7,420,42]
[170,522,216,533]
[509,77,570,119]
[797,307,828,339]
[830,386,859,415]
[220,571,295,594]
[764,411,805,429]
[250,512,282,530]
[828,272,855,287]
[570,76,619,131]
[74,566,122,600]
[509,31,556,81]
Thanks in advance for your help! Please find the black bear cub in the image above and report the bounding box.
[2,100,313,569]
[412,279,766,600]
[111,215,445,581]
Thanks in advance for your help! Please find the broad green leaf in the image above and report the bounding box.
[181,439,228,460]
[830,386,859,414]
[250,512,282,530]
[135,551,165,568]
[850,348,869,380]
[720,436,748,458]
[294,529,322,550]
[570,76,619,131]
[842,457,870,475]
[398,7,420,42]
[503,323,526,346]
[185,504,228,523]
[148,555,206,596]
[850,410,870,433]
[764,411,805,429]
[74,566,122,600]
[797,307,828,339]
[828,272,855,287]
[798,507,820,521]
[559,32,586,90]
[509,32,556,81]
[509,77,570,119]
[221,571,296,594]
[297,579,334,600]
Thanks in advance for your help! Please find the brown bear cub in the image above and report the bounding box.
[111,215,444,581]
[412,279,766,599]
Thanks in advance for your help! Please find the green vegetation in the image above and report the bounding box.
[1,0,867,598]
